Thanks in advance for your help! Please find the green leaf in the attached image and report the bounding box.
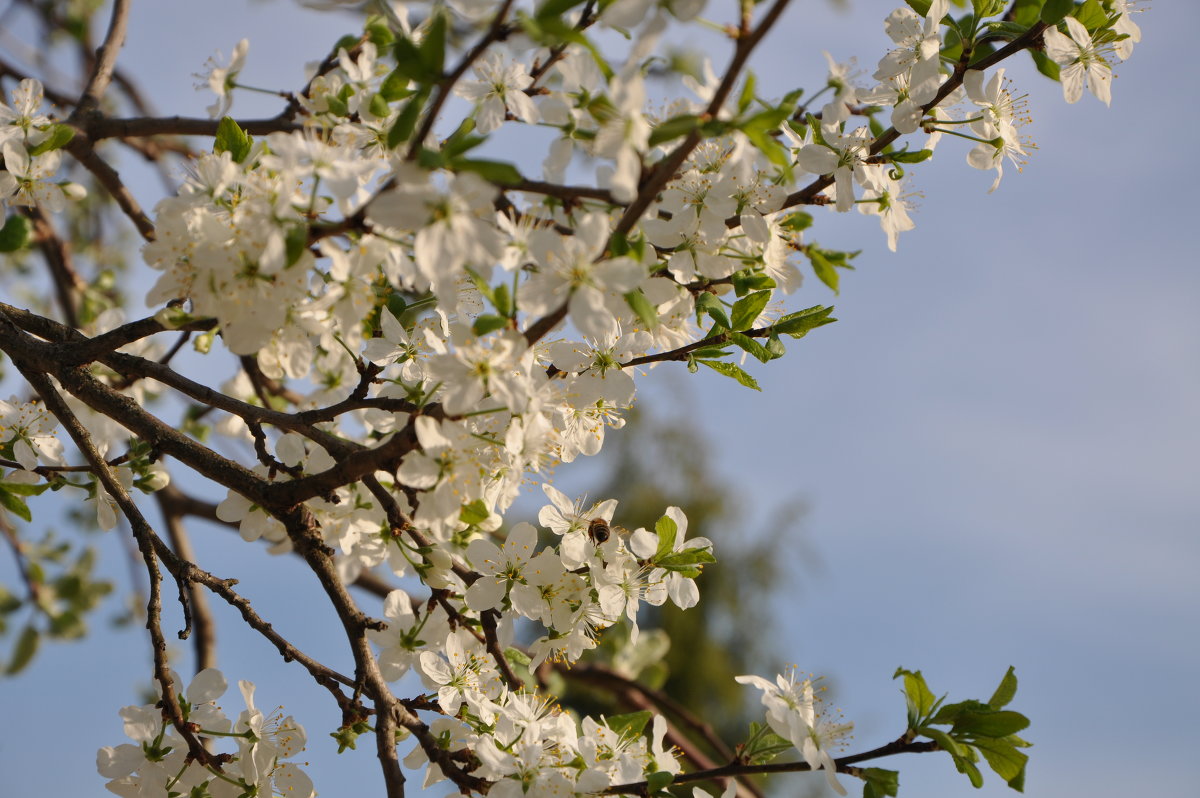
[0,214,32,253]
[694,293,731,330]
[741,104,793,135]
[919,725,964,758]
[392,35,434,82]
[419,12,447,77]
[952,709,1030,738]
[778,211,813,232]
[27,124,75,156]
[697,359,761,391]
[988,666,1018,709]
[972,0,1006,18]
[459,499,490,525]
[0,585,20,614]
[952,751,985,788]
[742,721,793,764]
[656,546,716,567]
[1011,0,1043,26]
[646,771,674,796]
[862,768,900,798]
[688,345,732,359]
[648,114,700,147]
[895,668,939,728]
[1040,0,1073,24]
[442,119,483,158]
[3,475,52,494]
[743,125,792,170]
[737,71,757,115]
[1030,48,1060,81]
[387,88,428,149]
[808,247,841,293]
[889,148,934,164]
[452,158,523,186]
[1006,759,1027,791]
[730,270,776,297]
[770,305,836,338]
[0,485,32,523]
[730,290,771,331]
[624,290,659,331]
[368,92,391,119]
[213,117,252,163]
[904,0,933,15]
[655,546,716,577]
[325,94,349,118]
[492,283,513,318]
[606,710,652,738]
[6,624,39,674]
[973,737,1029,787]
[729,332,773,363]
[365,17,395,47]
[981,21,1031,43]
[379,67,411,101]
[1074,0,1108,29]
[535,0,591,21]
[653,514,678,558]
[471,315,509,337]
[284,224,309,267]
[503,646,532,667]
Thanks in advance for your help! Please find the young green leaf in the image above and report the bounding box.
[729,332,773,364]
[894,667,939,728]
[0,215,32,253]
[624,290,659,331]
[695,293,731,330]
[861,768,900,798]
[387,88,429,149]
[653,514,678,559]
[769,305,836,338]
[419,12,447,77]
[730,290,771,331]
[606,710,652,738]
[214,116,252,163]
[472,315,509,337]
[6,624,39,674]
[1041,0,1074,25]
[972,737,1029,788]
[645,771,674,796]
[988,666,1019,709]
[697,359,761,391]
[0,485,32,523]
[27,124,75,157]
[452,158,523,186]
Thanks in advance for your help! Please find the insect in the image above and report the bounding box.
[587,517,611,545]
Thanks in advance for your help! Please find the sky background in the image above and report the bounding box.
[1,1,1197,797]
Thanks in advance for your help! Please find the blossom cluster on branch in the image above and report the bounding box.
[0,0,1143,796]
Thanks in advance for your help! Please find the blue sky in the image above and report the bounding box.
[1,1,1196,797]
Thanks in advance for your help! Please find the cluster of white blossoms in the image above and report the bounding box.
[97,669,313,798]
[0,0,1140,795]
[0,78,86,211]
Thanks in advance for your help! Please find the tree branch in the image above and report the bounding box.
[73,0,133,114]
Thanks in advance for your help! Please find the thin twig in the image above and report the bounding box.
[406,0,516,160]
[73,0,133,114]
